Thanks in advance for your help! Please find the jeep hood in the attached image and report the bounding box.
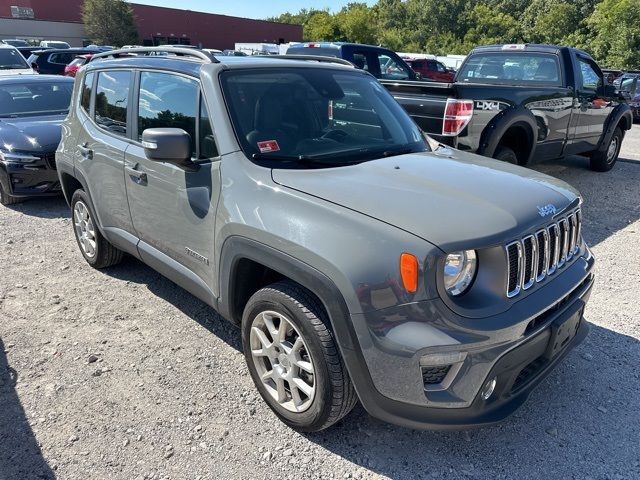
[271,150,580,252]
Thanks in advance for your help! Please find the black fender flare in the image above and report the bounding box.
[477,106,537,164]
[57,164,104,232]
[596,103,633,153]
[217,236,356,351]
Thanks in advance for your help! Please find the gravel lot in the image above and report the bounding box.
[1,125,639,480]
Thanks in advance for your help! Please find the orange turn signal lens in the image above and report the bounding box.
[400,253,419,293]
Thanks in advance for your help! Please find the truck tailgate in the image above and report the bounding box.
[380,79,454,138]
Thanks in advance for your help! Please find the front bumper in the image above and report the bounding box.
[342,253,594,429]
[0,156,61,199]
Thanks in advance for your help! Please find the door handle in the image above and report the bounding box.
[125,164,147,184]
[77,143,93,160]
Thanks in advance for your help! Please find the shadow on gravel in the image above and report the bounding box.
[534,154,640,249]
[104,256,241,352]
[0,338,56,480]
[2,196,69,219]
[306,323,640,479]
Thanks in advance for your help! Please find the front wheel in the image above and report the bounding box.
[0,183,21,206]
[590,126,623,172]
[242,281,357,432]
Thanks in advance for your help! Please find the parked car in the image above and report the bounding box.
[617,73,640,121]
[39,40,70,49]
[0,44,37,76]
[287,42,418,81]
[405,58,455,82]
[64,54,93,77]
[0,75,74,205]
[381,44,633,172]
[222,49,247,56]
[1,39,30,47]
[203,48,223,56]
[27,48,100,75]
[84,44,114,52]
[15,46,41,60]
[57,47,595,432]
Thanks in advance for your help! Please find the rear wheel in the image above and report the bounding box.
[242,281,357,432]
[71,189,123,268]
[493,145,518,164]
[590,127,622,172]
[0,184,20,206]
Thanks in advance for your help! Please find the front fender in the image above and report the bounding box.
[477,106,537,163]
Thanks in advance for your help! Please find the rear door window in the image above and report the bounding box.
[376,53,411,80]
[48,52,74,65]
[95,70,131,136]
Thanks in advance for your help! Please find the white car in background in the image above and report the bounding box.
[0,45,37,75]
[39,40,70,49]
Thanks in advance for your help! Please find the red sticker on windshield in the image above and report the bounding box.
[257,140,280,153]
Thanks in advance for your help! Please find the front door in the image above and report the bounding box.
[124,71,221,299]
[569,55,613,153]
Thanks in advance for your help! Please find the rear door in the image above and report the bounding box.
[124,70,221,296]
[569,54,613,152]
[74,69,136,238]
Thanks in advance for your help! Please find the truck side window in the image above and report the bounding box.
[95,70,131,137]
[138,71,198,157]
[80,72,94,114]
[377,54,410,80]
[578,59,602,91]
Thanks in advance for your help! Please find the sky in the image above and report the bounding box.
[129,1,375,20]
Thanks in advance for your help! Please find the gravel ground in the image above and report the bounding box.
[1,126,639,480]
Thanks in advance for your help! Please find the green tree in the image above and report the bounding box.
[588,0,640,68]
[335,3,377,44]
[304,10,339,41]
[463,4,520,46]
[82,0,138,47]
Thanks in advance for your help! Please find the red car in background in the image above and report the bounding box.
[63,54,93,77]
[405,58,455,82]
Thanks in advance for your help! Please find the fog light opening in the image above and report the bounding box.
[481,377,497,401]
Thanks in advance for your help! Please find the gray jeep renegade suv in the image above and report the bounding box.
[56,48,595,431]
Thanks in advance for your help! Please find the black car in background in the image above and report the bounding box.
[27,48,100,75]
[0,75,74,205]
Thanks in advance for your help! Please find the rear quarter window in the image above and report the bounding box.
[458,52,562,86]
[81,72,94,114]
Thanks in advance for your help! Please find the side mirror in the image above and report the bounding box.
[598,84,617,98]
[141,128,197,170]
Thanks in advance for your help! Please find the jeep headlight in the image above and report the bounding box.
[443,250,477,296]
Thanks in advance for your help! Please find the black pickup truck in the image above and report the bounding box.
[381,44,633,171]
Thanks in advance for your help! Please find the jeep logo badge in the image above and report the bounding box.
[537,204,557,217]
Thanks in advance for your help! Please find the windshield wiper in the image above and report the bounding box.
[381,147,416,158]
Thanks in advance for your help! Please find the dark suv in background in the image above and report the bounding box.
[27,48,100,75]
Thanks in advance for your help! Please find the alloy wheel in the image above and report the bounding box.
[249,310,316,413]
[73,200,97,258]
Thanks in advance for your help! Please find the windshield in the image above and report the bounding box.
[0,49,30,70]
[458,52,562,87]
[220,68,427,167]
[0,82,72,117]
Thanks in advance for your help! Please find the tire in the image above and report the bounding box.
[590,126,623,172]
[493,145,519,164]
[70,189,123,269]
[0,183,21,206]
[242,281,358,432]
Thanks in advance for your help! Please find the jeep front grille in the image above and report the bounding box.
[506,208,582,298]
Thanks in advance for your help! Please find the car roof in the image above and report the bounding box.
[0,44,19,50]
[32,48,98,55]
[470,43,593,58]
[0,74,74,84]
[289,42,396,52]
[85,54,357,77]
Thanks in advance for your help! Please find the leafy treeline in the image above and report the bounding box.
[269,0,640,69]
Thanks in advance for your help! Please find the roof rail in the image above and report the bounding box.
[89,46,218,63]
[263,54,354,67]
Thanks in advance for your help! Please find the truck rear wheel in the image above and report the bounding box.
[590,127,622,172]
[242,281,357,432]
[493,146,518,164]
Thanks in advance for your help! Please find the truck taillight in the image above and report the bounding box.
[442,99,473,136]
